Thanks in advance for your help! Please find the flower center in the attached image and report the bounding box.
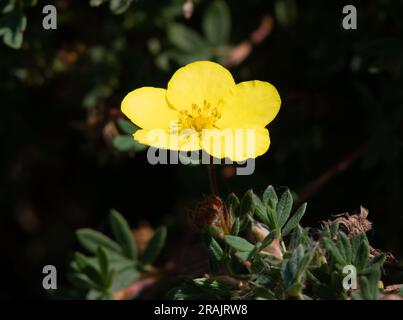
[178,100,221,132]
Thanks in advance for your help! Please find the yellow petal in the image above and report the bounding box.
[201,127,271,162]
[134,128,201,151]
[166,61,235,112]
[216,80,281,129]
[121,87,178,131]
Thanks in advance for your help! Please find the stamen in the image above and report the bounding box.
[178,101,221,132]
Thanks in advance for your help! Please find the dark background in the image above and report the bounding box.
[0,0,402,298]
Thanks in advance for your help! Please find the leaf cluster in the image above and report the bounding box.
[69,209,166,299]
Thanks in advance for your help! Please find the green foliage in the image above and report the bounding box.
[0,0,30,49]
[90,0,134,15]
[158,0,232,66]
[110,209,138,260]
[224,235,254,252]
[113,119,147,153]
[204,234,224,272]
[276,189,293,228]
[169,185,390,300]
[202,0,231,46]
[245,187,307,238]
[70,209,167,299]
[168,23,208,54]
[168,278,233,300]
[282,203,307,237]
[113,135,147,152]
[281,244,314,297]
[76,229,123,255]
[141,226,167,265]
[320,230,385,300]
[226,193,240,217]
[68,186,397,300]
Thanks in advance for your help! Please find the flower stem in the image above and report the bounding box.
[207,163,219,196]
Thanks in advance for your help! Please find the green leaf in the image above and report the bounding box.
[368,254,385,268]
[90,0,107,7]
[236,251,251,262]
[0,8,27,49]
[240,213,254,233]
[277,189,293,228]
[266,206,280,232]
[282,202,307,237]
[359,269,380,300]
[109,209,137,260]
[351,233,366,260]
[169,278,233,300]
[247,242,262,260]
[226,193,240,217]
[117,119,138,135]
[224,235,254,252]
[110,268,140,292]
[253,194,270,226]
[359,277,371,300]
[329,221,339,238]
[113,135,147,152]
[231,217,240,236]
[354,238,369,271]
[68,273,96,290]
[1,1,16,11]
[75,252,96,271]
[240,189,255,217]
[101,291,115,300]
[167,23,209,54]
[351,292,364,300]
[287,282,303,297]
[289,224,311,248]
[338,232,352,264]
[97,247,109,280]
[261,231,276,249]
[202,0,231,45]
[204,234,224,262]
[322,238,346,266]
[360,265,380,276]
[93,249,135,272]
[205,225,223,238]
[262,185,278,207]
[75,253,103,287]
[76,229,123,255]
[141,226,167,265]
[297,249,315,281]
[281,253,299,287]
[109,0,133,15]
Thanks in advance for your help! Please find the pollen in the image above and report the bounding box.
[178,100,221,131]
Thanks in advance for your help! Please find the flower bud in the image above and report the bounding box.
[189,196,224,230]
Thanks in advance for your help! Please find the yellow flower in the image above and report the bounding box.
[121,61,281,162]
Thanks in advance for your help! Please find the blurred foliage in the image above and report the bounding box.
[0,0,35,49]
[90,0,135,15]
[113,119,147,152]
[1,0,403,299]
[69,209,166,299]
